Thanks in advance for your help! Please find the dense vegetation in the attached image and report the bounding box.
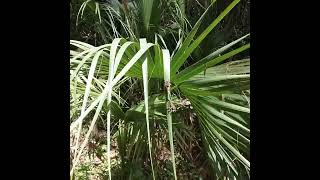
[70,0,250,179]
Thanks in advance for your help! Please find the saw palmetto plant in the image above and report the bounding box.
[70,0,250,179]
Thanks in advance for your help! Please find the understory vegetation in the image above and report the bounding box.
[70,0,250,179]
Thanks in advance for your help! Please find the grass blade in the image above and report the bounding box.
[106,38,122,180]
[141,38,156,180]
[114,41,135,74]
[74,50,103,160]
[163,49,177,180]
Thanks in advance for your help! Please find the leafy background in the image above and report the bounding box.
[70,0,250,179]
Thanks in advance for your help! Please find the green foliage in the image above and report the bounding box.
[70,0,250,179]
